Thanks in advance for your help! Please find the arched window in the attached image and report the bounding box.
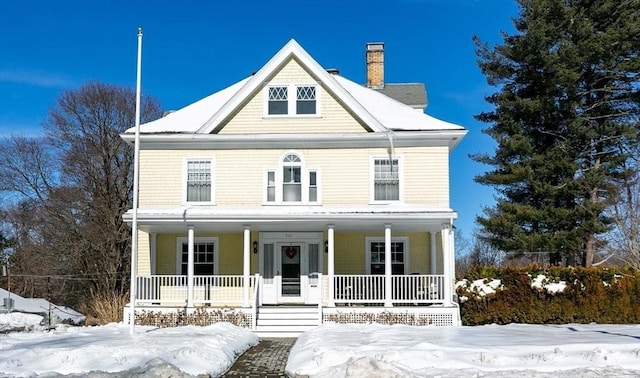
[282,154,302,202]
[265,152,319,204]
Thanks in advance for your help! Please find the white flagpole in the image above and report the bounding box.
[130,27,143,335]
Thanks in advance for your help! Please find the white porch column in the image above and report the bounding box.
[187,226,195,308]
[430,231,437,275]
[450,227,456,284]
[327,225,335,307]
[384,224,392,308]
[441,224,452,307]
[243,226,250,307]
[150,233,157,275]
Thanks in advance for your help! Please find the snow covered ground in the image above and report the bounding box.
[2,313,640,377]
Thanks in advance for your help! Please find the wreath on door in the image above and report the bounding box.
[285,246,297,259]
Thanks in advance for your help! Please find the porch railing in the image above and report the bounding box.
[333,274,445,305]
[136,275,255,306]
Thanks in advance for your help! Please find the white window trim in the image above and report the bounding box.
[175,237,220,275]
[264,151,321,205]
[369,155,403,204]
[263,83,321,118]
[364,236,409,275]
[183,157,215,205]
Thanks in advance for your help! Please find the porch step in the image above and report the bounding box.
[254,306,320,338]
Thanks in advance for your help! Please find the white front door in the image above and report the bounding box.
[259,232,323,305]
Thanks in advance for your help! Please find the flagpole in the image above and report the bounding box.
[130,27,143,335]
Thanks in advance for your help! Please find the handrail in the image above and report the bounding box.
[251,273,260,330]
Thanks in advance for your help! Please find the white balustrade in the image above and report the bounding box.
[135,275,255,306]
[333,274,445,305]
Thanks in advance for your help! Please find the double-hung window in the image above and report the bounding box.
[372,157,400,202]
[266,84,318,116]
[177,237,219,275]
[283,154,302,202]
[268,86,288,115]
[366,237,408,275]
[186,159,213,203]
[265,152,320,204]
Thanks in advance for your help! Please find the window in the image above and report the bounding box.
[366,237,408,275]
[265,85,318,116]
[186,159,212,203]
[267,171,276,202]
[265,152,320,204]
[309,171,317,202]
[177,238,218,275]
[283,154,301,202]
[372,158,399,201]
[296,86,316,114]
[268,86,288,115]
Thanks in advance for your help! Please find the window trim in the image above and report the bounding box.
[369,155,403,204]
[364,236,409,275]
[183,157,215,205]
[264,151,321,205]
[263,84,320,117]
[175,237,220,275]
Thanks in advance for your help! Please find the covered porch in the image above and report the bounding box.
[124,207,461,328]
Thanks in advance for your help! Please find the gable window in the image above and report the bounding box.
[186,159,213,203]
[265,152,320,204]
[268,86,288,115]
[177,237,219,275]
[296,86,316,114]
[265,84,319,116]
[372,157,400,202]
[366,237,408,275]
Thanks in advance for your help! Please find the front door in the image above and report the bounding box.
[259,232,323,305]
[281,245,301,298]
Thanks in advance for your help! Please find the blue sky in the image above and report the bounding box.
[0,0,518,238]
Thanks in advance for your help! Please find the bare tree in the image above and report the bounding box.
[0,82,162,310]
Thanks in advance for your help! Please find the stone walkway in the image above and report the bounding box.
[221,338,297,377]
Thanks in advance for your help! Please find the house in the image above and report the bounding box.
[121,40,467,336]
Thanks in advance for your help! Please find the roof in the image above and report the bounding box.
[373,83,428,110]
[125,39,463,135]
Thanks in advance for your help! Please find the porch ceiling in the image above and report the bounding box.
[124,205,457,233]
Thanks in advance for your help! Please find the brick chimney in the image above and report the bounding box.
[366,42,384,89]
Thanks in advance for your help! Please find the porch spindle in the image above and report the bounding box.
[384,224,392,308]
[187,226,195,308]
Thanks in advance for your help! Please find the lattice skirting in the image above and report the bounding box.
[126,306,253,329]
[323,307,460,326]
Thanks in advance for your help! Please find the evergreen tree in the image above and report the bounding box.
[473,0,640,266]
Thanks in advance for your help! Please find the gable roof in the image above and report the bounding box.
[127,39,464,135]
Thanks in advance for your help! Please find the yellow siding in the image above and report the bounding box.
[332,232,435,274]
[148,231,438,277]
[136,231,151,275]
[139,146,450,208]
[219,58,367,134]
[152,232,258,275]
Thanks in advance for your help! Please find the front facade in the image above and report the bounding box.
[122,40,467,334]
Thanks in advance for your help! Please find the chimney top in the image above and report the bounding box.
[366,42,384,89]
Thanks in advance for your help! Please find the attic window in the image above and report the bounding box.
[268,86,288,115]
[265,84,319,116]
[296,86,316,114]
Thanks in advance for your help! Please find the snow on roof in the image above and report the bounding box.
[125,78,250,134]
[126,40,464,134]
[334,75,463,131]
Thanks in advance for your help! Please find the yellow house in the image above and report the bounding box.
[121,40,467,336]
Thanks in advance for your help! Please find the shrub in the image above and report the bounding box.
[457,266,640,325]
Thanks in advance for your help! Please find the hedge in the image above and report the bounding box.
[456,266,640,325]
